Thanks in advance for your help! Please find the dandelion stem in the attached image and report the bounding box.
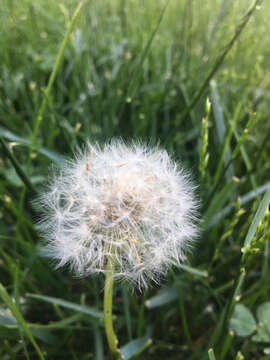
[104,260,121,359]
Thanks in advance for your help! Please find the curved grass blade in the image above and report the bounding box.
[208,182,270,229]
[0,126,64,163]
[242,186,270,252]
[120,328,152,360]
[0,135,36,194]
[27,293,104,321]
[0,313,86,344]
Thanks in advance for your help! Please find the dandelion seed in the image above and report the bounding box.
[36,140,198,288]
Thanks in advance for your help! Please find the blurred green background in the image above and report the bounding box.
[0,0,270,359]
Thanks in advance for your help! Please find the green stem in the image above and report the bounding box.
[104,260,121,359]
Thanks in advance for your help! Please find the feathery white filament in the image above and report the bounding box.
[36,140,198,288]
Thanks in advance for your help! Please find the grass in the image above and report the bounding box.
[0,0,270,359]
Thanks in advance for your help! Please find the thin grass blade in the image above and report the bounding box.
[0,136,36,194]
[242,186,270,251]
[0,284,45,360]
[27,293,104,321]
[179,0,263,120]
[0,126,64,163]
[29,1,85,161]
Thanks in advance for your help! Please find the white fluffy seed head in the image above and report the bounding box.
[36,140,199,289]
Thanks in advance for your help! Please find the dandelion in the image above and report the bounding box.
[36,139,198,358]
[37,140,198,288]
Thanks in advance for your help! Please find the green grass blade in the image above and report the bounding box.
[120,329,152,360]
[208,348,217,360]
[27,293,104,321]
[231,112,258,161]
[126,0,170,101]
[179,294,192,346]
[211,81,236,182]
[220,331,234,360]
[212,94,241,187]
[121,285,133,341]
[242,186,270,251]
[93,324,104,360]
[215,111,258,192]
[145,286,178,309]
[0,126,64,163]
[208,182,270,228]
[179,0,262,119]
[210,81,226,144]
[204,177,239,225]
[0,135,36,194]
[206,308,226,352]
[0,284,46,360]
[233,126,258,190]
[29,1,85,160]
[178,264,209,278]
[30,314,83,330]
[209,186,270,348]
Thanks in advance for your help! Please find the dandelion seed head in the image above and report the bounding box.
[36,140,199,288]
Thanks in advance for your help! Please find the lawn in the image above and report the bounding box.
[0,0,270,359]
